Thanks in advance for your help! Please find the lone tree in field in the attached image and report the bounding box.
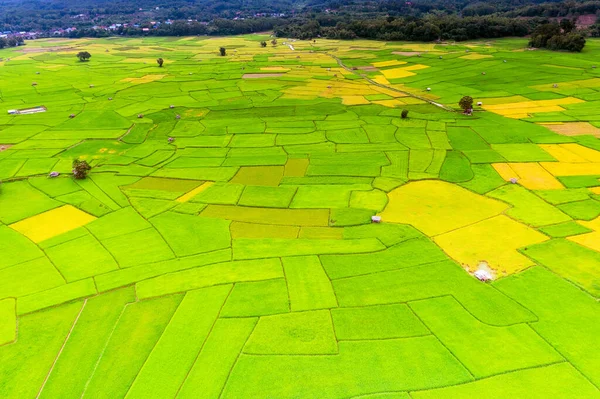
[72,159,91,179]
[459,96,474,114]
[401,109,409,119]
[76,51,91,62]
[157,58,164,67]
[260,41,267,48]
[219,47,227,56]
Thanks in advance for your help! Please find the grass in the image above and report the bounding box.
[39,288,136,399]
[410,296,562,378]
[135,258,284,299]
[331,303,429,340]
[125,285,231,398]
[411,363,600,399]
[520,239,600,296]
[495,266,600,388]
[45,234,120,281]
[221,279,289,317]
[150,212,231,256]
[282,256,338,311]
[81,294,183,398]
[434,215,548,274]
[493,186,570,229]
[1,35,600,397]
[0,301,82,398]
[176,317,258,399]
[379,180,507,236]
[244,309,338,355]
[0,299,15,346]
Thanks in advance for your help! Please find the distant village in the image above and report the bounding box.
[0,8,292,42]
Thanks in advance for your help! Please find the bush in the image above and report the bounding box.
[459,96,474,112]
[72,159,91,179]
[562,33,586,52]
[219,47,226,56]
[529,22,586,52]
[260,41,267,47]
[76,51,91,62]
[401,109,409,119]
[156,57,164,67]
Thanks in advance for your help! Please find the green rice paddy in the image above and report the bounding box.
[1,35,600,398]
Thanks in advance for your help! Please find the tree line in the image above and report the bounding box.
[0,0,597,52]
[0,36,24,49]
[529,19,587,51]
[277,15,531,42]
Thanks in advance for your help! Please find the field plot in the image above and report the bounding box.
[1,35,600,398]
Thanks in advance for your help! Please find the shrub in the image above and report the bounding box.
[459,96,474,112]
[219,47,226,56]
[76,51,91,62]
[529,22,585,52]
[401,109,409,119]
[260,41,267,47]
[72,159,91,179]
[156,58,164,67]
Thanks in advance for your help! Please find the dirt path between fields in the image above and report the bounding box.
[242,73,284,79]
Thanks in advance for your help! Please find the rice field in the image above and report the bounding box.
[1,35,600,398]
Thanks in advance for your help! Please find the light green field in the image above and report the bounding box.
[1,35,600,398]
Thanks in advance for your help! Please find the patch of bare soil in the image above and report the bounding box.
[20,46,74,54]
[577,14,597,28]
[242,73,284,79]
[357,66,378,71]
[0,145,13,152]
[540,122,600,137]
[392,51,421,56]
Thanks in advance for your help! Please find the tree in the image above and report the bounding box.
[459,96,474,113]
[562,33,586,52]
[401,109,409,119]
[72,159,91,179]
[560,18,575,34]
[76,51,91,62]
[156,57,164,67]
[260,41,267,47]
[219,47,226,56]
[271,39,277,46]
[529,21,586,52]
[529,22,561,48]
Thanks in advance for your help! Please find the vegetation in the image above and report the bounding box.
[459,96,474,113]
[156,57,164,67]
[219,47,227,56]
[0,35,599,398]
[0,36,24,49]
[0,0,596,49]
[72,159,91,179]
[529,21,586,52]
[76,51,91,61]
[275,15,532,42]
